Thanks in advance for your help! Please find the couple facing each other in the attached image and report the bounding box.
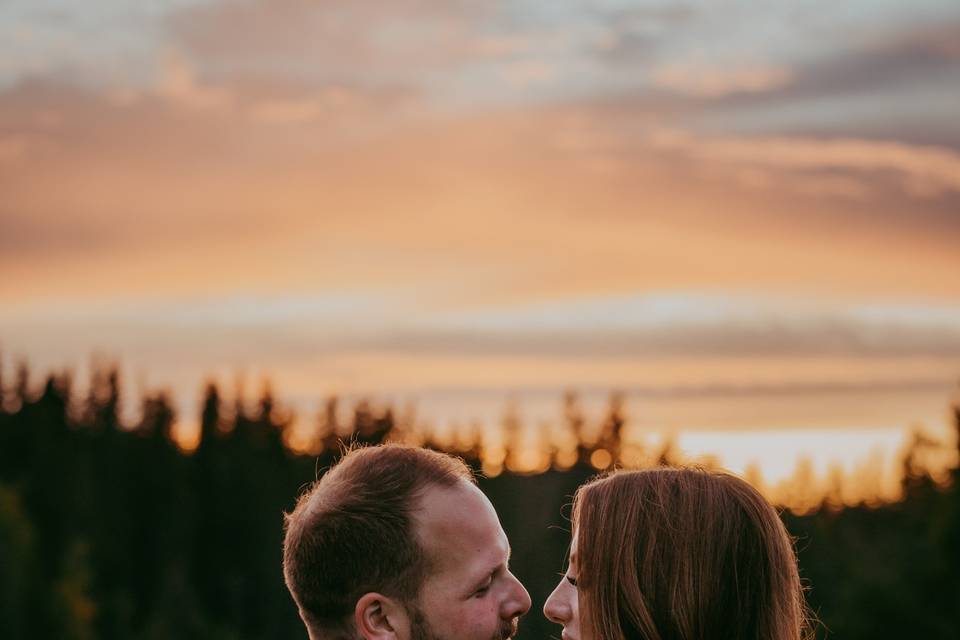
[283,444,810,640]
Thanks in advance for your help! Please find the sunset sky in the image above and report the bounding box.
[2,1,959,492]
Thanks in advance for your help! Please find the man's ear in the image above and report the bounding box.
[355,592,408,640]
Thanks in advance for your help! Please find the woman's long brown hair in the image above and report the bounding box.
[572,468,812,640]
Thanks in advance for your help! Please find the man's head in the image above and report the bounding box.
[283,444,531,640]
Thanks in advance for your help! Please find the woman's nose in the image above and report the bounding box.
[543,580,571,624]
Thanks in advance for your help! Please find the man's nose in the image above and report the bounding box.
[502,570,532,618]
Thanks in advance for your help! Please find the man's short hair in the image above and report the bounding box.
[283,444,475,638]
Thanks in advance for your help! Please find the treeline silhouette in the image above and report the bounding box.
[0,362,958,639]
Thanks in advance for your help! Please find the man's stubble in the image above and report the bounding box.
[408,602,518,640]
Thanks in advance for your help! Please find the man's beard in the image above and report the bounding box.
[408,603,518,640]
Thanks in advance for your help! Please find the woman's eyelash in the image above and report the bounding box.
[566,575,578,587]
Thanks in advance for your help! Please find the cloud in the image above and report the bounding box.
[3,3,960,309]
[500,59,555,87]
[691,19,960,146]
[246,96,331,125]
[354,294,960,360]
[472,33,541,57]
[2,79,959,309]
[167,0,489,85]
[806,20,960,95]
[0,133,34,162]
[649,129,960,197]
[0,1,204,90]
[358,322,960,360]
[245,84,417,125]
[652,62,792,97]
[4,0,960,432]
[588,4,697,61]
[153,50,232,111]
[6,289,960,375]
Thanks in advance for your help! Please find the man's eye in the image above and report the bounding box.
[475,576,495,596]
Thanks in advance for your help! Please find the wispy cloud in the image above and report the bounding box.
[652,63,792,97]
[649,129,960,196]
[2,82,958,307]
[153,50,233,111]
[167,0,489,87]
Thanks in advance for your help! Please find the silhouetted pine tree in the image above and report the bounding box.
[2,361,959,639]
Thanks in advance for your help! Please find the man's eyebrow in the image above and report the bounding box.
[466,564,498,594]
[474,566,496,584]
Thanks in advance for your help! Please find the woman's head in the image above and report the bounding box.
[544,468,809,640]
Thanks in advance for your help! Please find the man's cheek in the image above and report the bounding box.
[459,601,500,638]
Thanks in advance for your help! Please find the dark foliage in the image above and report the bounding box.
[0,362,957,639]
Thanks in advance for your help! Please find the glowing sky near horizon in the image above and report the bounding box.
[2,0,959,492]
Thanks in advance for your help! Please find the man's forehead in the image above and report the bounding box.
[415,480,509,570]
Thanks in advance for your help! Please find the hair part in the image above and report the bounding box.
[283,444,474,638]
[572,467,812,640]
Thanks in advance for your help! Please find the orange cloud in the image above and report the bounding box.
[1,85,959,310]
[652,62,792,97]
